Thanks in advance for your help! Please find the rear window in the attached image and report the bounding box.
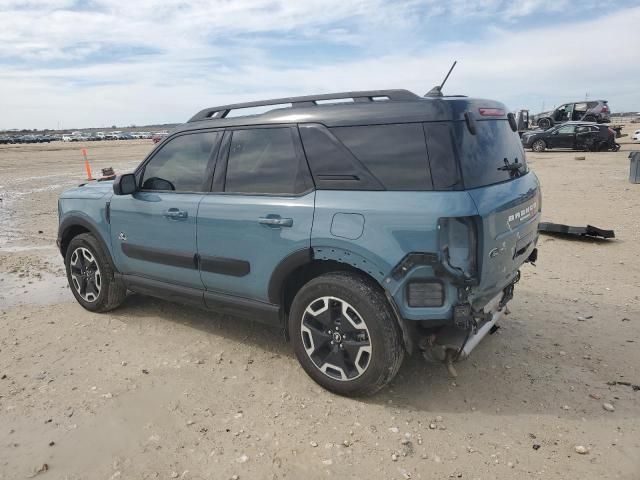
[452,119,527,189]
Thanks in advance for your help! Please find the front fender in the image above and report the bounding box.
[57,208,112,261]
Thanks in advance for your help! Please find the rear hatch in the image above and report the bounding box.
[453,114,541,306]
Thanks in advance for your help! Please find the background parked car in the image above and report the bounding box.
[522,121,619,152]
[533,100,611,129]
[152,131,169,143]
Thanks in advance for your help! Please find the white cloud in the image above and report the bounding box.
[0,0,637,129]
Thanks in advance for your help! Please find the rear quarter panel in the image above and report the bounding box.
[312,190,479,322]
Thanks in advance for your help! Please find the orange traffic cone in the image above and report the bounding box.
[82,148,94,180]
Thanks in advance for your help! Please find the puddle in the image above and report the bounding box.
[0,245,58,253]
[0,271,70,308]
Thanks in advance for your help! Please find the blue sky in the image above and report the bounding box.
[1,0,639,129]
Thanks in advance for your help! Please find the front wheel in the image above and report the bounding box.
[532,139,546,152]
[537,118,552,129]
[289,272,404,397]
[64,233,126,312]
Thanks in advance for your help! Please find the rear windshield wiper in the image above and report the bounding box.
[497,158,524,177]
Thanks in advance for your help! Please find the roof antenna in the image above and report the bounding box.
[425,60,457,98]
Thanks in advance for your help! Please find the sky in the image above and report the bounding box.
[1,0,639,130]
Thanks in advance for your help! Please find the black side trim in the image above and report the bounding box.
[120,274,282,327]
[122,274,205,308]
[267,248,312,304]
[204,290,281,327]
[121,243,196,269]
[199,255,250,277]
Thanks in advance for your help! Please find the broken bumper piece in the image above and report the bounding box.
[538,222,615,239]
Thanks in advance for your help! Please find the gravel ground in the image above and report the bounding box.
[1,136,639,479]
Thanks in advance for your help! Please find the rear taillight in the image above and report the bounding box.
[478,108,505,117]
[602,105,609,113]
[438,216,478,278]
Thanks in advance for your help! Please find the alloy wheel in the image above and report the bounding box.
[532,140,545,152]
[300,296,372,381]
[69,247,102,303]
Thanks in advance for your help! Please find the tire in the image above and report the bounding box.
[537,118,552,129]
[64,233,126,312]
[289,271,404,397]
[532,139,546,152]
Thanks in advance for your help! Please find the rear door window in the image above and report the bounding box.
[141,131,218,191]
[224,128,308,195]
[330,123,433,190]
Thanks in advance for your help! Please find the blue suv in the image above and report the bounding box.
[57,89,540,396]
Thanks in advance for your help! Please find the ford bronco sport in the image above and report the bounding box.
[57,89,541,396]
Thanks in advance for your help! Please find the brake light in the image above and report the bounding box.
[602,105,609,113]
[478,108,505,117]
[438,217,478,279]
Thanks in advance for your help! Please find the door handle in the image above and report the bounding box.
[259,216,293,227]
[164,208,188,219]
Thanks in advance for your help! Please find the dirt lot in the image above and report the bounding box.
[1,135,639,480]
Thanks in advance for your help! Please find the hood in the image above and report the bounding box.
[59,180,114,200]
[533,110,553,119]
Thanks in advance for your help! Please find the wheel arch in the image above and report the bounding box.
[58,215,112,264]
[270,247,415,354]
[268,247,388,309]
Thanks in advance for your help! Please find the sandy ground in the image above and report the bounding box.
[1,134,639,480]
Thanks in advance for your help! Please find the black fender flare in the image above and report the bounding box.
[267,248,312,305]
[57,215,113,266]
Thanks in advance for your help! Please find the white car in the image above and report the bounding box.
[633,129,640,141]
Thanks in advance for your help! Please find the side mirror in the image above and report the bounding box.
[113,173,138,195]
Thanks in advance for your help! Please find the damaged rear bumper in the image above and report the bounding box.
[420,275,517,363]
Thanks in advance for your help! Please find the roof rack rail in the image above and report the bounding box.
[188,89,421,122]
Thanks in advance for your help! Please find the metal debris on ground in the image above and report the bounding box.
[607,380,640,391]
[538,222,615,239]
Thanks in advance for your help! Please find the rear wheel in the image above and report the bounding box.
[289,272,404,396]
[64,233,126,312]
[537,118,552,129]
[532,139,546,152]
[583,114,596,122]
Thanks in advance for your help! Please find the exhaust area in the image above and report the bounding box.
[420,293,506,376]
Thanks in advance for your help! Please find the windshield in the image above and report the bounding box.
[452,119,528,189]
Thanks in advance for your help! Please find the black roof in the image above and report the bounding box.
[174,89,507,134]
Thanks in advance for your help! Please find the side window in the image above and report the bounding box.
[330,123,433,190]
[557,125,576,134]
[142,132,218,191]
[224,128,307,195]
[422,122,462,190]
[298,124,383,191]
